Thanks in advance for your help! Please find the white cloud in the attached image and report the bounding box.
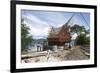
[22,14,50,39]
[22,14,49,27]
[37,12,68,27]
[21,10,90,39]
[30,26,49,37]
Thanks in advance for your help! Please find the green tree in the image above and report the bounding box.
[75,34,90,45]
[21,23,33,53]
[70,24,86,34]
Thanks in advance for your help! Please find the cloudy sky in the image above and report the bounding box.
[21,10,90,39]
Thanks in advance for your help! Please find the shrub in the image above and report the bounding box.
[75,34,90,45]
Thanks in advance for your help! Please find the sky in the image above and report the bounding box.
[21,10,90,39]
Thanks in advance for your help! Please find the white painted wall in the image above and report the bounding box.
[0,0,99,73]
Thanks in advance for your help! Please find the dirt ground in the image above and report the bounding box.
[21,46,90,63]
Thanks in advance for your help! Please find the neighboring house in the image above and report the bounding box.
[86,33,90,37]
[29,43,43,52]
[71,33,78,47]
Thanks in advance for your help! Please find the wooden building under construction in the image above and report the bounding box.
[47,15,74,46]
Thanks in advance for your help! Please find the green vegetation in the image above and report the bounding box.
[70,24,90,46]
[75,34,90,45]
[70,24,86,34]
[21,23,33,53]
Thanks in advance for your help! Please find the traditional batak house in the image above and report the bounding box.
[47,15,74,50]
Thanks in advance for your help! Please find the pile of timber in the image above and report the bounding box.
[21,51,47,59]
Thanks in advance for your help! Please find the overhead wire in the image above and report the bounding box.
[79,13,90,29]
